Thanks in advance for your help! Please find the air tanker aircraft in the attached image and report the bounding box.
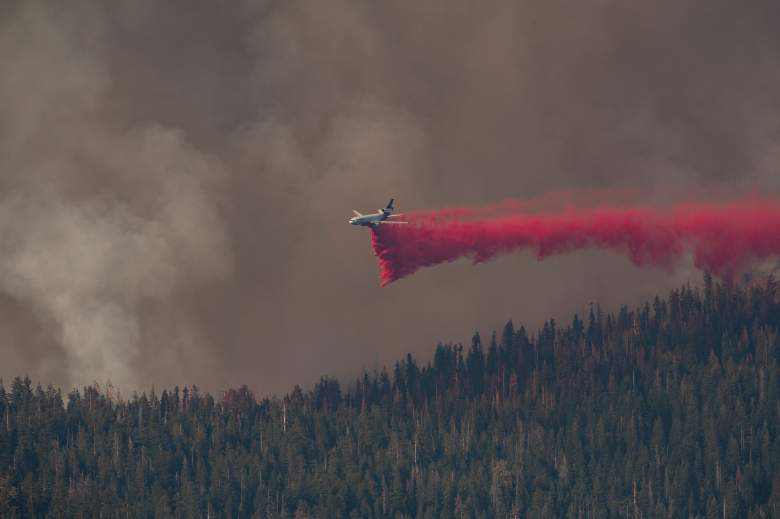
[349,198,408,228]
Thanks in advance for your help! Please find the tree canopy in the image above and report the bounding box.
[2,276,780,517]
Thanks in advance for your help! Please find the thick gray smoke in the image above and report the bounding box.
[0,3,231,389]
[2,0,780,393]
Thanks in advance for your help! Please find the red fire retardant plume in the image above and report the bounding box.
[370,200,780,286]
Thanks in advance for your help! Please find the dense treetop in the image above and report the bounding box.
[2,274,780,517]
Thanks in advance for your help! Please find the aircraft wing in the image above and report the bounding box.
[377,220,408,224]
[352,210,363,217]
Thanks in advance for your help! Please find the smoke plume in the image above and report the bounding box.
[4,0,780,394]
[0,2,232,389]
[372,198,780,285]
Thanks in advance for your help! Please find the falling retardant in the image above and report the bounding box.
[370,198,780,286]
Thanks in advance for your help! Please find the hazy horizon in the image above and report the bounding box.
[2,0,780,395]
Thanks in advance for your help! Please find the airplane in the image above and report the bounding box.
[348,198,408,228]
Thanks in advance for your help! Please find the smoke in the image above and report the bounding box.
[372,198,780,286]
[3,0,780,394]
[0,132,232,389]
[0,2,232,389]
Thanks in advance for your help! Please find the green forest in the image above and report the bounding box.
[2,274,780,518]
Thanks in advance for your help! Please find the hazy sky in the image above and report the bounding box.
[2,0,780,395]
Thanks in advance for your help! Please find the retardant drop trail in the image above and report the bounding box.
[370,199,780,286]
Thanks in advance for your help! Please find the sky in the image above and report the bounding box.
[1,0,780,395]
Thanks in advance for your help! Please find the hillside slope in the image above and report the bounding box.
[2,275,780,518]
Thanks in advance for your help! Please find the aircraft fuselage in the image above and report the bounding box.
[349,209,392,227]
[348,198,407,228]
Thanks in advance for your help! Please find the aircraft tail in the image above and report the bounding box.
[385,198,395,211]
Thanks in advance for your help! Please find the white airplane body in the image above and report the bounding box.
[349,198,408,228]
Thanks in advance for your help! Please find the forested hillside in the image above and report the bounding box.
[2,274,780,518]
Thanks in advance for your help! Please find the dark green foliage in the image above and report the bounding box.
[2,279,780,517]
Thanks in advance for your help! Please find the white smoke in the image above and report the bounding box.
[0,2,232,389]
